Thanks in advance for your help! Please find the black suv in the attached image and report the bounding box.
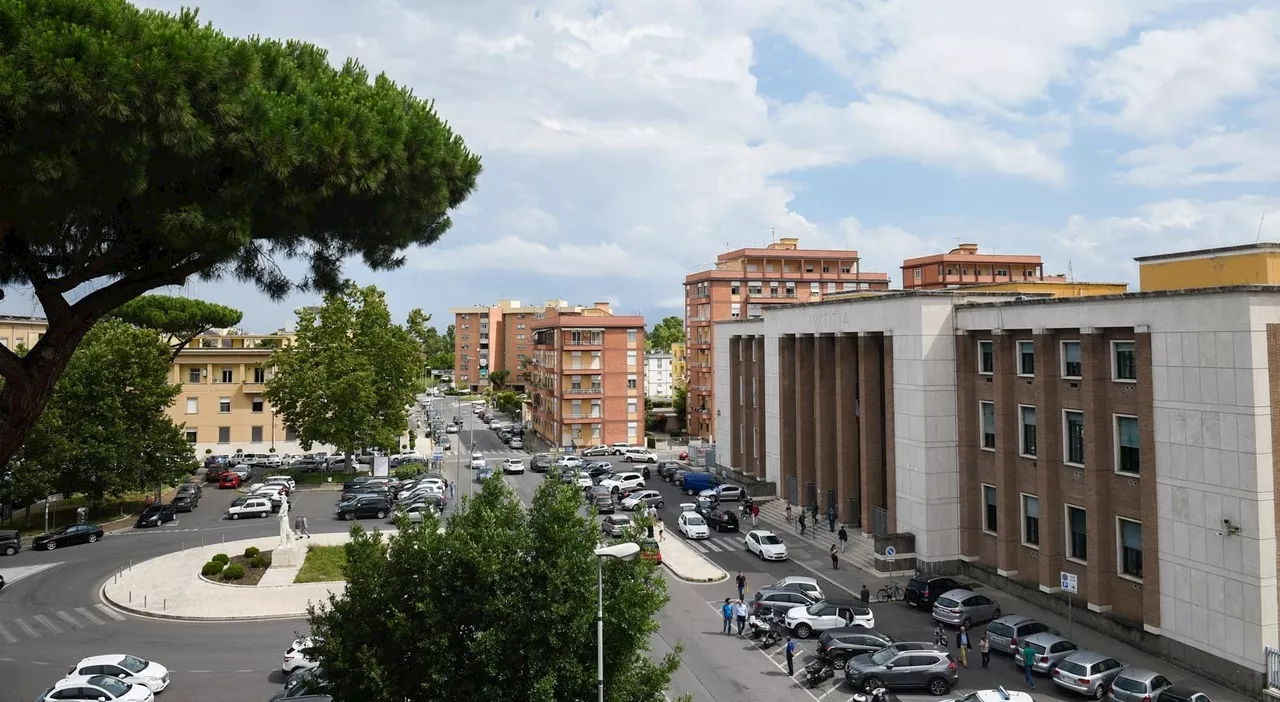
[656,461,682,480]
[817,628,895,669]
[172,490,200,512]
[903,575,962,609]
[699,506,739,532]
[0,529,19,556]
[135,503,177,528]
[336,496,390,521]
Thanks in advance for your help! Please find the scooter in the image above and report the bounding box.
[804,659,834,688]
[748,613,783,647]
[850,687,890,702]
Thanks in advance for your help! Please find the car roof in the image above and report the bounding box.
[747,529,776,537]
[1062,649,1115,664]
[75,654,132,666]
[1115,668,1161,681]
[968,689,1035,702]
[993,614,1040,626]
[937,588,976,599]
[887,642,944,652]
[776,576,818,586]
[52,675,111,689]
[1023,632,1071,644]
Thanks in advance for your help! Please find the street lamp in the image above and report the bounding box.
[593,542,641,702]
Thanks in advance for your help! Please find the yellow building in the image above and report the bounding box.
[669,342,687,389]
[1136,243,1280,291]
[930,279,1129,297]
[0,315,48,350]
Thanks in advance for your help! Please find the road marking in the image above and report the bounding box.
[75,607,104,626]
[14,618,40,638]
[55,610,82,629]
[189,670,212,674]
[0,623,16,644]
[95,604,127,622]
[30,660,49,665]
[234,669,255,673]
[33,614,61,634]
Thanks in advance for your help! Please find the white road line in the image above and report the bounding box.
[29,660,49,665]
[0,622,16,643]
[55,610,82,629]
[189,670,213,674]
[95,603,127,622]
[14,619,40,638]
[33,614,61,635]
[75,607,104,626]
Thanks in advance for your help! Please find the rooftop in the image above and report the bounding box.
[902,243,1043,267]
[1133,242,1280,263]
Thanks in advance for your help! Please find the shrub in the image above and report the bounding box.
[201,561,224,577]
[250,554,268,569]
[204,448,213,454]
[212,553,230,565]
[222,564,246,580]
[244,546,261,558]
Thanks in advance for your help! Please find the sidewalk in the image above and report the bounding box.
[661,534,728,583]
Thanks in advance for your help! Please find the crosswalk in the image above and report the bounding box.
[0,603,126,643]
[681,534,744,554]
[477,450,532,461]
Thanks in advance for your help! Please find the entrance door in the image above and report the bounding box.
[787,476,798,506]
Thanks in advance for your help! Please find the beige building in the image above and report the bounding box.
[0,315,48,350]
[450,299,579,393]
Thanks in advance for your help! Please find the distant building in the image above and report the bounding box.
[901,243,1064,290]
[644,353,674,399]
[1135,243,1280,291]
[683,237,890,440]
[449,300,569,393]
[0,315,47,350]
[669,342,687,390]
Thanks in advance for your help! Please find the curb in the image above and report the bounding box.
[98,580,312,623]
[662,560,729,584]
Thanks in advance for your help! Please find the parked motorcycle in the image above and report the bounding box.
[850,687,890,702]
[804,659,834,688]
[749,613,783,647]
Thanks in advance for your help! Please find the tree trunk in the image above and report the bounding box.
[0,320,93,473]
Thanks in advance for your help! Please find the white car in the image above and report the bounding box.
[621,448,658,463]
[470,452,486,469]
[783,601,875,638]
[395,450,425,462]
[609,442,635,455]
[677,505,710,539]
[575,472,594,489]
[445,424,459,433]
[229,464,252,480]
[772,576,824,601]
[943,690,1036,702]
[556,455,584,469]
[582,444,612,456]
[67,654,170,693]
[620,489,664,511]
[263,454,283,467]
[599,472,645,493]
[744,529,788,561]
[398,485,444,504]
[263,475,297,490]
[488,420,503,430]
[226,497,272,520]
[38,675,153,702]
[394,502,438,523]
[502,458,526,474]
[282,637,318,673]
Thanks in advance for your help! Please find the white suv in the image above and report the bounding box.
[599,472,645,493]
[502,458,525,474]
[470,452,485,469]
[622,447,658,463]
[226,497,272,520]
[609,443,635,455]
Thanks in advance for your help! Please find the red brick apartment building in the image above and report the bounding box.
[450,300,566,393]
[526,302,645,449]
[902,243,1065,290]
[683,237,889,440]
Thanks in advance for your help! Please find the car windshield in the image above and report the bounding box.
[118,655,149,673]
[758,534,783,545]
[685,516,705,526]
[805,603,827,616]
[935,596,960,608]
[869,648,898,666]
[1056,660,1087,676]
[1112,676,1149,693]
[986,621,1013,637]
[87,676,132,695]
[1027,642,1047,655]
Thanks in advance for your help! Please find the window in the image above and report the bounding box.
[627,375,637,390]
[1066,505,1087,562]
[627,329,638,343]
[810,282,820,293]
[913,268,922,280]
[1022,494,1039,547]
[285,427,297,442]
[1118,518,1143,580]
[218,397,231,414]
[730,281,740,295]
[822,265,830,273]
[979,401,996,450]
[185,397,199,415]
[185,429,198,444]
[253,367,266,383]
[627,399,638,414]
[996,268,1008,276]
[220,368,234,383]
[627,421,638,442]
[978,340,994,374]
[1019,406,1037,457]
[1112,341,1136,381]
[1064,410,1085,465]
[188,367,202,383]
[841,266,851,273]
[251,426,264,443]
[1115,415,1140,475]
[218,426,231,444]
[826,282,836,293]
[1062,341,1082,378]
[627,350,637,367]
[1017,341,1035,376]
[516,334,525,341]
[982,485,998,533]
[252,396,265,413]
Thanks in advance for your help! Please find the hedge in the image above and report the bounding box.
[222,564,246,580]
[244,546,261,558]
[212,553,230,565]
[201,561,224,577]
[250,554,268,569]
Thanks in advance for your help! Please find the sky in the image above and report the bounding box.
[6,0,1280,332]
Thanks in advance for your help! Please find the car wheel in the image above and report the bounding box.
[794,623,812,638]
[45,541,57,551]
[1092,684,1107,700]
[87,534,98,543]
[2,545,15,556]
[261,511,270,518]
[231,513,240,520]
[376,510,387,519]
[862,677,883,693]
[832,655,848,670]
[656,501,663,509]
[928,678,951,696]
[990,608,1001,621]
[344,512,355,521]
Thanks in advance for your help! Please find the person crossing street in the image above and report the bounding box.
[838,524,848,552]
[735,571,746,601]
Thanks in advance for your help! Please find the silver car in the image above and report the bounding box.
[1108,668,1174,702]
[1052,650,1127,699]
[986,614,1053,655]
[1016,632,1079,674]
[931,589,1001,628]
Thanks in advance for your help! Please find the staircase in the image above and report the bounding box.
[754,499,887,576]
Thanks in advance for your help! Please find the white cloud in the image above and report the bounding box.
[1083,9,1280,135]
[410,236,684,279]
[1114,129,1280,186]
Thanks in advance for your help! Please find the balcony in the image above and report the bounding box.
[564,387,604,396]
[563,414,603,424]
[564,338,604,347]
[241,381,266,393]
[560,364,602,373]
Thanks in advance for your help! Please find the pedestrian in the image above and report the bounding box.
[827,505,837,532]
[721,598,733,634]
[657,517,665,541]
[838,524,848,552]
[830,544,839,569]
[299,515,310,538]
[956,626,970,668]
[785,637,797,676]
[292,514,303,538]
[751,503,759,527]
[1022,641,1036,688]
[734,599,748,635]
[736,571,746,601]
[798,511,807,536]
[934,623,948,647]
[979,633,990,669]
[449,481,456,499]
[860,584,870,606]
[784,503,793,524]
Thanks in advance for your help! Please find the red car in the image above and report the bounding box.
[219,473,242,489]
[678,450,689,461]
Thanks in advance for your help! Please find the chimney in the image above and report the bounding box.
[950,243,980,255]
[768,237,800,250]
[593,301,612,312]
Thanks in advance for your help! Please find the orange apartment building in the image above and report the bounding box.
[450,300,567,393]
[901,243,1065,290]
[683,238,890,439]
[526,302,645,450]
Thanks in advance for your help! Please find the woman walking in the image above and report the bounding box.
[830,544,839,570]
[979,633,991,669]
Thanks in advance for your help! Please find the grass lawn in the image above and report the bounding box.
[294,545,347,583]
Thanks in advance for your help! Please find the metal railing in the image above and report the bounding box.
[565,339,604,346]
[1267,647,1280,692]
[564,388,603,395]
[871,506,889,536]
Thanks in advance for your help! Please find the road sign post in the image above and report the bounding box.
[1060,571,1078,637]
[885,545,897,587]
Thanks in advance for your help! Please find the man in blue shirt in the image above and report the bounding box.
[785,637,797,676]
[721,598,733,634]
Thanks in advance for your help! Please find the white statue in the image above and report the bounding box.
[278,495,294,548]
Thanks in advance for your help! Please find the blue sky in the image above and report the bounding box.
[5,0,1280,332]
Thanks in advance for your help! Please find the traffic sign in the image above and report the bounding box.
[885,545,896,560]
[1060,571,1078,594]
[46,493,63,503]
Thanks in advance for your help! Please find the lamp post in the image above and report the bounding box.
[593,542,641,702]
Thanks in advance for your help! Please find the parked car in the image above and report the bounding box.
[219,472,242,489]
[33,523,104,550]
[1156,685,1213,702]
[817,628,896,670]
[656,461,682,480]
[134,503,177,528]
[229,464,252,480]
[700,484,744,502]
[282,637,318,674]
[502,458,526,474]
[903,575,963,610]
[1108,669,1174,702]
[700,506,740,532]
[608,443,635,455]
[509,437,524,450]
[531,454,553,472]
[752,587,818,619]
[264,475,297,490]
[677,506,709,539]
[744,529,788,560]
[843,642,957,696]
[784,599,874,638]
[335,495,390,521]
[0,529,20,556]
[272,666,327,701]
[931,588,1001,628]
[172,491,199,512]
[585,463,614,480]
[582,444,612,456]
[772,576,825,601]
[394,502,439,523]
[36,675,152,702]
[620,489,664,511]
[226,497,272,520]
[1015,632,1080,674]
[590,489,616,514]
[68,654,170,693]
[621,447,658,463]
[599,472,645,493]
[681,471,720,495]
[601,514,633,537]
[986,615,1054,655]
[555,455,584,469]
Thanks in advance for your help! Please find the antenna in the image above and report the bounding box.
[1258,213,1268,244]
[1068,261,1074,283]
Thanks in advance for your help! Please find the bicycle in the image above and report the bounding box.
[876,582,904,603]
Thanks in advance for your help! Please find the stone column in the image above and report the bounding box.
[883,334,897,533]
[815,334,838,516]
[1034,328,1066,591]
[753,336,768,480]
[778,335,797,502]
[1080,328,1114,612]
[956,330,979,557]
[729,336,744,469]
[795,334,817,512]
[858,334,885,533]
[834,334,860,524]
[992,330,1020,576]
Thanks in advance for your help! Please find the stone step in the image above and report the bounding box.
[753,499,912,575]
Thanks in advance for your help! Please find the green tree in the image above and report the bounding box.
[266,283,423,465]
[672,386,688,420]
[0,0,480,472]
[307,475,684,702]
[110,295,243,361]
[406,310,454,371]
[493,390,522,418]
[646,316,685,352]
[487,369,510,392]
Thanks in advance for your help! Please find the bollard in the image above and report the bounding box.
[164,599,166,611]
[144,595,147,607]
[129,591,132,603]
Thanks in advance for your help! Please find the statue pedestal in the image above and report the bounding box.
[273,543,305,567]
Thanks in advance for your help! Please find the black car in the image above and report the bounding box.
[586,463,613,481]
[33,523,104,550]
[656,461,682,480]
[136,503,177,527]
[172,491,200,512]
[752,587,818,618]
[342,476,375,491]
[591,491,616,514]
[700,507,739,532]
[817,628,896,669]
[0,529,20,556]
[272,667,327,701]
[903,575,962,609]
[1158,685,1213,702]
[0,572,5,592]
[336,496,391,521]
